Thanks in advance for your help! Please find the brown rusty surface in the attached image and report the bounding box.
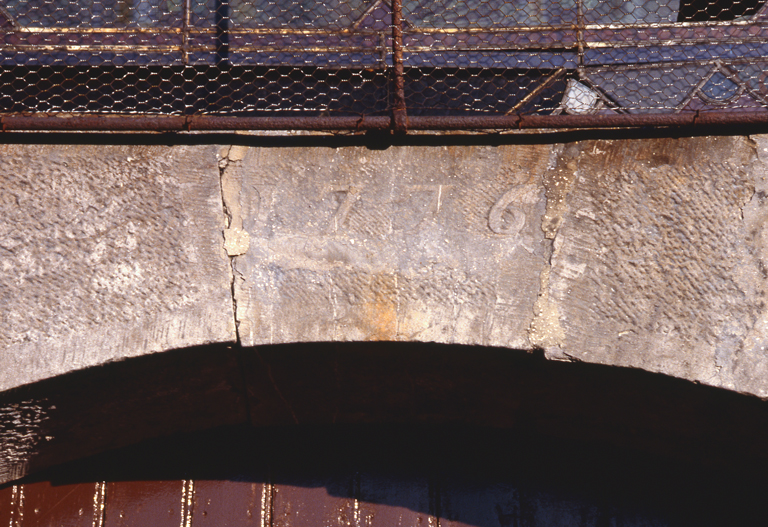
[21,481,100,527]
[104,481,186,527]
[3,112,768,132]
[271,481,356,527]
[193,481,264,527]
[0,485,18,527]
[0,115,392,132]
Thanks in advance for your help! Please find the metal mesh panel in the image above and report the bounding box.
[1,0,767,130]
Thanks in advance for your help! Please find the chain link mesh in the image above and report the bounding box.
[0,0,767,128]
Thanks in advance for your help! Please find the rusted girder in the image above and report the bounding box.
[2,112,768,132]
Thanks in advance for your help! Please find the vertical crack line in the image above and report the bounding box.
[528,145,578,354]
[394,273,400,339]
[92,482,106,527]
[219,145,241,345]
[330,276,339,341]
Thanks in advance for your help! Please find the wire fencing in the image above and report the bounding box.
[1,0,767,131]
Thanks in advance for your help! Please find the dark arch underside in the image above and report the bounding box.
[2,341,768,525]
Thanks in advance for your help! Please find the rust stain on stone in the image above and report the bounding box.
[362,297,398,341]
[361,274,398,341]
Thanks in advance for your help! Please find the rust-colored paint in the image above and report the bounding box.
[271,482,357,527]
[104,481,187,527]
[2,111,768,133]
[21,481,100,527]
[193,481,263,527]
[0,485,18,527]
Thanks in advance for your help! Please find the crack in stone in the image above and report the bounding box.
[528,143,580,359]
[219,144,244,345]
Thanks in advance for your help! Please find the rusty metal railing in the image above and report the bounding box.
[1,0,768,132]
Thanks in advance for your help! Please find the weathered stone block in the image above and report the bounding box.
[225,144,552,348]
[0,144,235,390]
[543,136,768,395]
[227,137,768,398]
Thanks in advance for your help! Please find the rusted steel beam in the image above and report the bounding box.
[0,115,392,132]
[390,0,408,134]
[187,116,392,131]
[405,116,522,129]
[2,112,768,132]
[406,112,768,130]
[0,115,189,131]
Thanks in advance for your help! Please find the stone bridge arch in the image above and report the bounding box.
[3,133,768,486]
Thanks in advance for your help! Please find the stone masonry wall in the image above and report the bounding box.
[3,136,768,397]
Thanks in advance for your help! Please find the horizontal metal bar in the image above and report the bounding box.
[0,114,392,132]
[1,115,189,131]
[406,112,768,129]
[583,56,767,72]
[188,116,392,130]
[402,44,579,52]
[4,18,766,36]
[6,40,764,55]
[2,112,768,132]
[581,18,768,30]
[2,44,386,54]
[0,26,387,36]
[527,113,768,128]
[582,36,768,48]
[5,34,765,55]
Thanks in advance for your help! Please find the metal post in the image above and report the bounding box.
[182,0,191,64]
[391,0,407,133]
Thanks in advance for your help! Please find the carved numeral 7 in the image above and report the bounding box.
[326,186,360,233]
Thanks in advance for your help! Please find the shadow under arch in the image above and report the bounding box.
[3,341,768,525]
